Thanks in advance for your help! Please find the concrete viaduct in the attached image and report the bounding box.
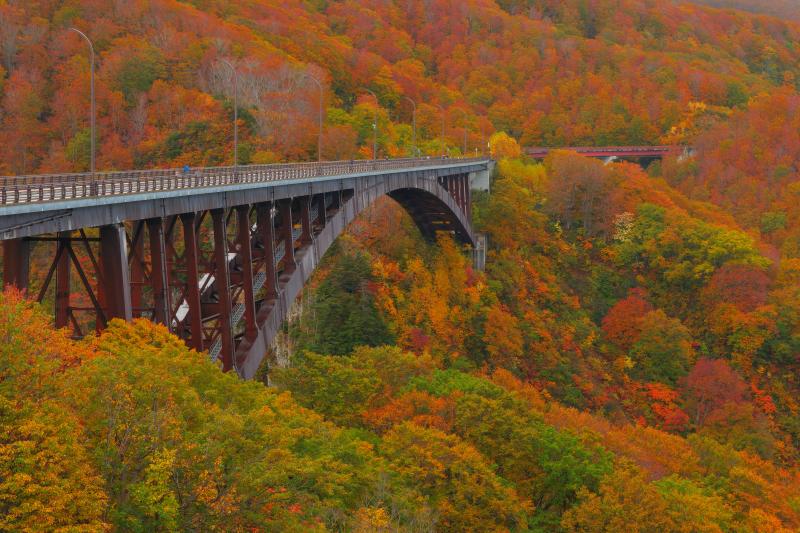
[0,157,492,379]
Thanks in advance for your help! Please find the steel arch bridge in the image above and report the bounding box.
[0,157,491,379]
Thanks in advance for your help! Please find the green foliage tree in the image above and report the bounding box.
[629,310,695,385]
[64,319,398,531]
[613,203,769,312]
[303,249,394,355]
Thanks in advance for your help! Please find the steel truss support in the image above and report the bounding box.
[278,198,295,274]
[180,213,204,351]
[211,209,234,372]
[55,232,71,329]
[256,202,278,301]
[315,194,327,228]
[34,230,110,336]
[147,218,171,327]
[300,195,313,245]
[129,221,146,316]
[236,205,257,341]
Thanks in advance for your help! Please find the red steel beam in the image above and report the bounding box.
[236,205,257,341]
[55,233,70,330]
[180,212,204,351]
[279,198,295,274]
[147,218,171,328]
[256,203,278,301]
[211,209,234,372]
[129,221,145,316]
[300,195,313,245]
[315,194,327,228]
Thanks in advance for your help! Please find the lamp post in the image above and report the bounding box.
[435,104,446,157]
[403,96,417,157]
[360,88,379,159]
[304,73,324,162]
[220,59,239,178]
[69,28,95,183]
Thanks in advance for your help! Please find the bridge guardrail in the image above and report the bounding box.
[0,157,487,206]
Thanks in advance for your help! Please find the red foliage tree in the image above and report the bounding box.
[601,288,653,350]
[681,358,748,426]
[702,263,771,313]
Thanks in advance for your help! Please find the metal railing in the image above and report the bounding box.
[0,157,487,206]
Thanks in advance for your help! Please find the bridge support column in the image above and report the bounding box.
[278,199,295,274]
[256,203,278,300]
[315,194,327,228]
[300,195,313,245]
[236,205,257,341]
[147,218,171,328]
[180,213,204,351]
[462,174,470,217]
[99,224,133,323]
[54,233,71,330]
[129,221,145,318]
[211,209,234,372]
[449,175,459,208]
[3,238,30,291]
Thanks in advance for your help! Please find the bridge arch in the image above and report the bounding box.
[235,173,475,378]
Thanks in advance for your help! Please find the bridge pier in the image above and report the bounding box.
[130,221,145,318]
[180,212,204,352]
[256,203,279,301]
[211,209,234,372]
[99,224,133,324]
[54,233,71,330]
[236,205,258,342]
[3,238,30,291]
[300,195,313,245]
[147,218,171,328]
[278,199,295,275]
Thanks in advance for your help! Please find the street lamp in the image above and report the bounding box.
[304,72,324,162]
[220,59,239,178]
[360,88,379,159]
[434,104,446,157]
[403,96,417,158]
[69,28,95,182]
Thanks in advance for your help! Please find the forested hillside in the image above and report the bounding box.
[2,0,800,172]
[691,0,800,20]
[2,0,800,531]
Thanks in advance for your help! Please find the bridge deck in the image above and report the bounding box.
[0,157,484,208]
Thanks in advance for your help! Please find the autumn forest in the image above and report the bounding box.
[2,0,800,531]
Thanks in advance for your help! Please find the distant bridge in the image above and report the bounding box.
[0,157,491,378]
[525,145,682,160]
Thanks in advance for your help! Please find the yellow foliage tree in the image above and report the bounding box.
[489,131,522,159]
